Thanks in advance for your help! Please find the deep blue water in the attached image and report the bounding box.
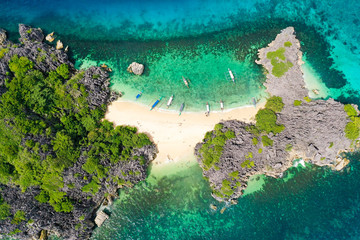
[2,0,360,239]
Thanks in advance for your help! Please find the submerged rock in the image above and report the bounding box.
[127,62,144,75]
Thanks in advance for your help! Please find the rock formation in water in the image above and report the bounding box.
[127,62,144,75]
[195,27,356,202]
[0,24,156,239]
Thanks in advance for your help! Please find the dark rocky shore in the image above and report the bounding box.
[195,27,356,202]
[0,25,157,239]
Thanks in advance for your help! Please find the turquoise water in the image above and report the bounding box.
[90,157,360,240]
[2,0,360,110]
[2,0,360,239]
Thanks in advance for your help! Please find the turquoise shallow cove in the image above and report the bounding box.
[2,0,360,239]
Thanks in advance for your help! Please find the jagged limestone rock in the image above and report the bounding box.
[127,62,144,75]
[45,32,55,42]
[0,29,7,45]
[94,211,109,227]
[56,40,63,50]
[195,27,355,202]
[19,24,44,43]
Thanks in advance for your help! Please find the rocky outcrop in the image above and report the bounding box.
[0,25,73,89]
[19,24,44,44]
[195,27,355,202]
[0,29,7,45]
[127,62,144,75]
[79,66,120,109]
[56,40,63,50]
[45,32,55,42]
[94,211,109,227]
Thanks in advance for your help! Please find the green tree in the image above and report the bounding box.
[265,96,284,113]
[56,64,70,79]
[255,109,284,134]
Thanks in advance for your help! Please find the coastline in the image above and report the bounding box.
[105,100,265,168]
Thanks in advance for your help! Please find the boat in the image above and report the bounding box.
[166,95,174,108]
[182,76,189,88]
[252,97,256,107]
[205,102,210,116]
[150,97,162,110]
[220,100,224,111]
[136,90,143,100]
[179,103,185,116]
[228,68,235,83]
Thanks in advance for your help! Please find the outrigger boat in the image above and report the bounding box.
[136,90,143,100]
[220,100,224,111]
[228,68,235,83]
[179,103,185,116]
[225,68,236,84]
[166,95,174,108]
[150,97,163,111]
[252,97,256,107]
[205,102,210,117]
[182,76,189,88]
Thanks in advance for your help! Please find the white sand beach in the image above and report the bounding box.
[105,100,265,166]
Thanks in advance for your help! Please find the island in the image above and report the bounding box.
[0,24,157,239]
[195,27,359,202]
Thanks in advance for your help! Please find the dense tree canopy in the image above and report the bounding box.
[0,55,153,214]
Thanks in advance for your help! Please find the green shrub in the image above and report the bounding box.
[8,55,33,77]
[252,137,258,145]
[9,229,22,235]
[82,179,100,195]
[11,210,25,225]
[36,54,46,64]
[345,122,360,140]
[220,179,234,197]
[284,41,292,47]
[258,148,263,153]
[214,123,223,131]
[267,47,293,77]
[0,202,10,220]
[241,160,255,169]
[329,142,334,148]
[246,125,260,136]
[265,96,284,113]
[0,48,9,59]
[255,109,284,134]
[262,135,274,147]
[56,64,70,79]
[294,100,302,106]
[75,223,82,230]
[199,127,236,170]
[229,171,239,179]
[246,152,253,159]
[344,104,358,117]
[304,96,312,102]
[285,144,293,151]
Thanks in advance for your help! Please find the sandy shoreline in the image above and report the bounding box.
[105,100,265,166]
